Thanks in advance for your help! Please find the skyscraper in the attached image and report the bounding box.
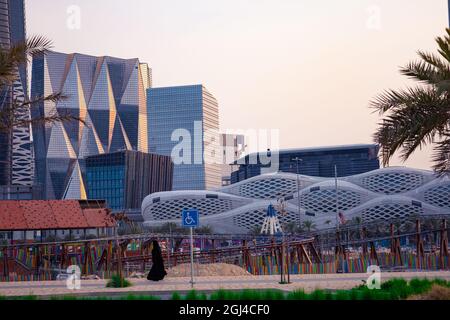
[147,85,221,190]
[0,0,32,186]
[31,51,151,199]
[85,150,173,211]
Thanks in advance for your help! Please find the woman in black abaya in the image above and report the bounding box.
[147,240,167,281]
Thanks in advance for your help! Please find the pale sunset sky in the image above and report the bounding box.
[26,0,449,170]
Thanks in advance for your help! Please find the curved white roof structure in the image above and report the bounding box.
[142,167,450,233]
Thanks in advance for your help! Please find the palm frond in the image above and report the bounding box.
[417,51,449,72]
[14,110,83,129]
[373,83,450,169]
[25,35,53,57]
[400,60,440,85]
[0,35,53,85]
[0,93,84,132]
[15,92,67,109]
[432,133,450,175]
[370,86,442,114]
[436,29,450,63]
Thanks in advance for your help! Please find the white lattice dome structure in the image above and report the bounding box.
[142,167,450,233]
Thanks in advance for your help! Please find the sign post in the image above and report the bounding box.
[181,209,199,288]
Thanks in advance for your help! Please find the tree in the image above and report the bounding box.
[301,220,317,233]
[0,35,82,185]
[196,225,214,234]
[150,222,189,235]
[249,225,262,236]
[284,222,300,234]
[372,29,450,175]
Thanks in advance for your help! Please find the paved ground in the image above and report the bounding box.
[0,271,449,298]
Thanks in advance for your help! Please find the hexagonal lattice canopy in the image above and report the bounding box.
[237,178,299,199]
[359,172,425,194]
[424,183,450,208]
[299,189,361,214]
[361,203,423,223]
[232,209,299,231]
[148,198,247,221]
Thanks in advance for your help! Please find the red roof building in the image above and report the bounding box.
[0,200,116,232]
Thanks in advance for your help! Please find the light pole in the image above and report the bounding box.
[334,165,339,232]
[292,157,303,232]
[276,198,290,284]
[334,165,345,272]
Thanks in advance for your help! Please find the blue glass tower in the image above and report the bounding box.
[147,85,221,190]
[85,150,173,210]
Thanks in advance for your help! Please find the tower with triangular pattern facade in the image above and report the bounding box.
[31,51,151,199]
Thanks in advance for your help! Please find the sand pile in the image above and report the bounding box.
[408,285,450,300]
[167,263,252,277]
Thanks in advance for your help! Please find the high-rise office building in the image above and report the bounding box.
[147,85,221,190]
[231,144,380,183]
[0,0,32,186]
[31,51,151,199]
[85,150,173,211]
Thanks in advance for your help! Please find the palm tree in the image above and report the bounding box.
[284,221,299,234]
[0,35,82,185]
[301,220,317,233]
[249,225,262,236]
[372,29,450,175]
[196,225,214,235]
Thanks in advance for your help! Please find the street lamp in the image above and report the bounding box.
[292,157,303,232]
[276,198,290,284]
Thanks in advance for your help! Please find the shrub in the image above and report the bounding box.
[308,289,327,300]
[286,289,308,300]
[210,289,231,300]
[184,290,207,300]
[124,294,159,300]
[171,292,181,300]
[106,274,132,288]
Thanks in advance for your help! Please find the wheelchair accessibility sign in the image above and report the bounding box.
[182,209,199,228]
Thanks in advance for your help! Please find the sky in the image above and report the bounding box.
[26,0,448,170]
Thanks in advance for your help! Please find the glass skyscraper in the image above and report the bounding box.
[0,0,32,186]
[85,151,173,210]
[31,51,151,199]
[147,85,221,190]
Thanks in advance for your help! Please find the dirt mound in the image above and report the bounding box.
[167,263,252,277]
[408,285,450,300]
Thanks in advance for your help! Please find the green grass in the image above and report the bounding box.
[105,274,132,288]
[0,278,448,300]
[47,294,160,301]
[0,295,38,300]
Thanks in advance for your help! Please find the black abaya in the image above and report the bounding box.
[147,240,167,281]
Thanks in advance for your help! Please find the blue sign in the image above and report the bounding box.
[182,209,199,228]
